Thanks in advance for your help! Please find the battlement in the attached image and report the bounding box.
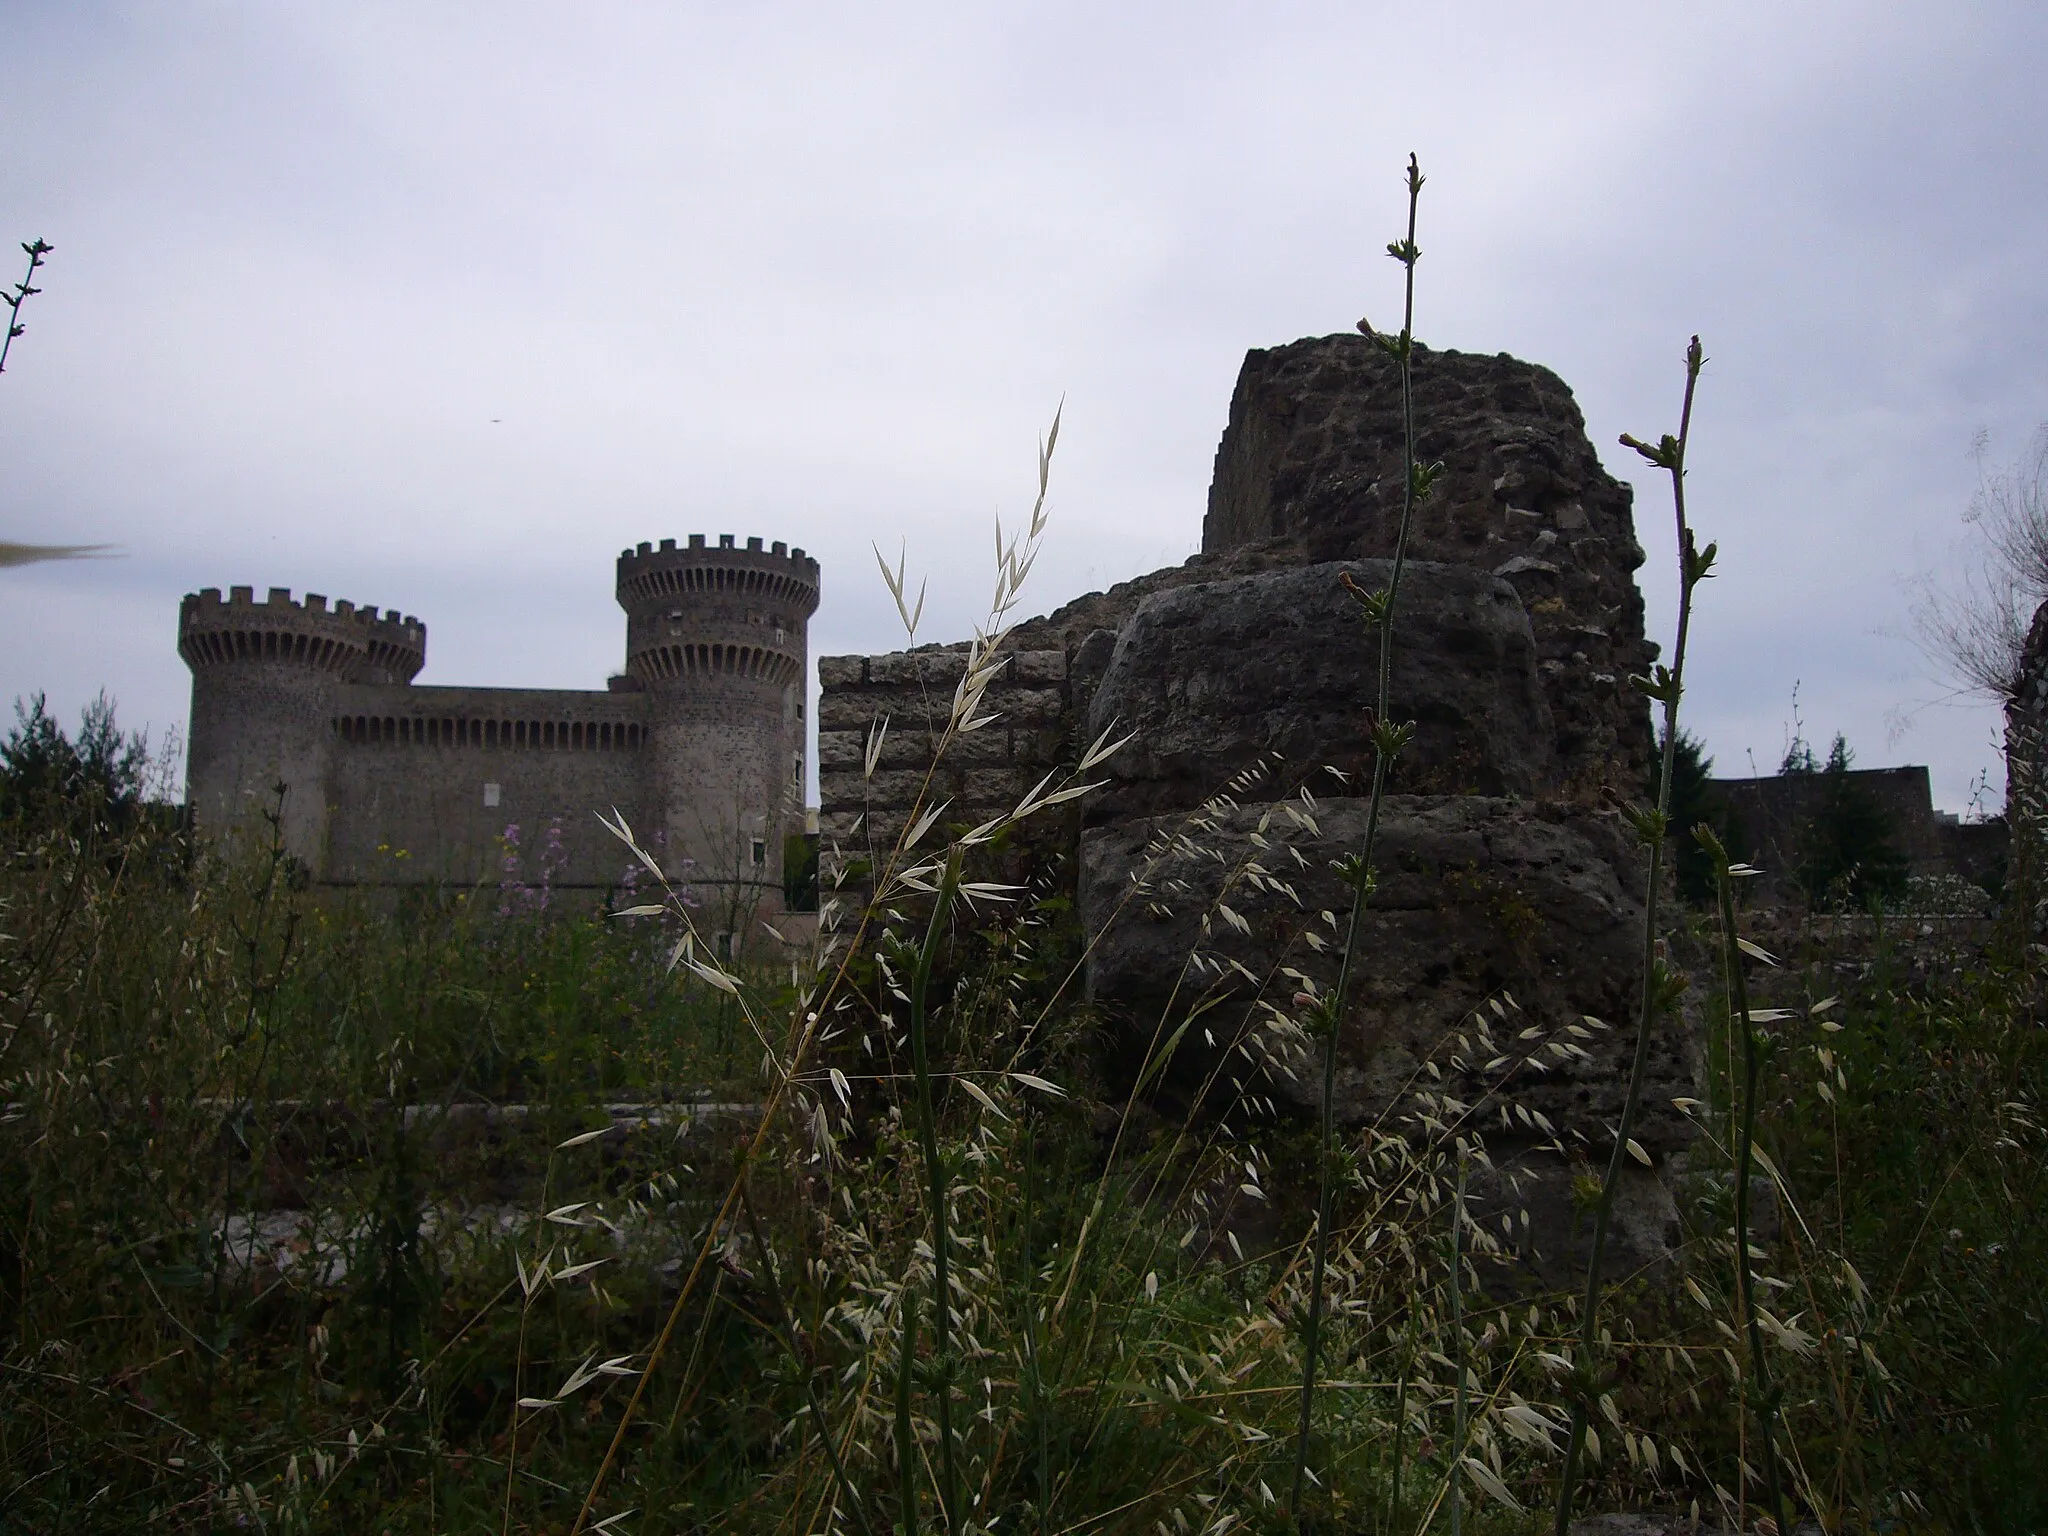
[180,534,816,913]
[180,586,427,683]
[616,535,821,616]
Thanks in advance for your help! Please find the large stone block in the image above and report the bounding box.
[986,686,1068,727]
[1084,561,1555,825]
[866,647,972,687]
[817,692,891,733]
[816,655,867,688]
[1202,338,1655,795]
[1005,650,1070,684]
[1079,794,1691,1157]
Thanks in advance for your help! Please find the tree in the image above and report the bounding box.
[1783,733,1909,909]
[1910,425,2048,703]
[0,692,153,833]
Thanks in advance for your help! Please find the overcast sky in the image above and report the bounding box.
[4,2,2045,812]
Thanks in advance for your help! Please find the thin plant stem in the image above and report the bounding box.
[898,1284,922,1536]
[1702,829,1794,1534]
[1385,1313,1418,1536]
[504,1149,561,1536]
[738,1183,877,1536]
[1450,1146,1467,1536]
[1551,335,1711,1536]
[0,238,52,376]
[1023,1114,1049,1536]
[1290,150,1428,1529]
[910,848,965,1536]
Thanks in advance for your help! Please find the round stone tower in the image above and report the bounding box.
[616,535,819,914]
[180,586,426,863]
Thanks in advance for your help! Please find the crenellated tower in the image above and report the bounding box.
[616,534,819,906]
[180,586,425,862]
[177,537,818,936]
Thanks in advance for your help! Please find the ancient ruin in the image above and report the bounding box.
[180,535,818,921]
[820,336,1694,1278]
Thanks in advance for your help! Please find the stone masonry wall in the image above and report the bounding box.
[816,645,1069,874]
[323,685,652,887]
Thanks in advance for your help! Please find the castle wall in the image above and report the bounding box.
[1709,765,1999,898]
[181,534,816,947]
[643,675,796,896]
[322,686,652,889]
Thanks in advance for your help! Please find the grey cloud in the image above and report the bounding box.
[3,1,2044,809]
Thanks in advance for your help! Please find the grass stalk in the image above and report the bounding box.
[1022,1114,1050,1536]
[739,1183,877,1536]
[1450,1145,1467,1536]
[1385,1312,1417,1536]
[1550,335,1711,1536]
[898,1284,922,1536]
[1290,149,1429,1529]
[1699,827,1793,1534]
[910,847,966,1536]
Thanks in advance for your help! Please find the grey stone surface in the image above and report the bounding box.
[1202,336,1655,797]
[2007,596,2048,829]
[1080,794,1688,1152]
[1080,792,1694,1279]
[1083,559,1556,825]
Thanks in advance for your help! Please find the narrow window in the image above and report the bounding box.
[750,836,767,867]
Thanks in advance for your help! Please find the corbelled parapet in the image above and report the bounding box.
[617,535,820,690]
[1203,338,1654,796]
[179,585,426,685]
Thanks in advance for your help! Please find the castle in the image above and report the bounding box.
[180,534,819,920]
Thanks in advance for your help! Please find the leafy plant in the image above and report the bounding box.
[1292,150,1431,1529]
[1552,334,1714,1536]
